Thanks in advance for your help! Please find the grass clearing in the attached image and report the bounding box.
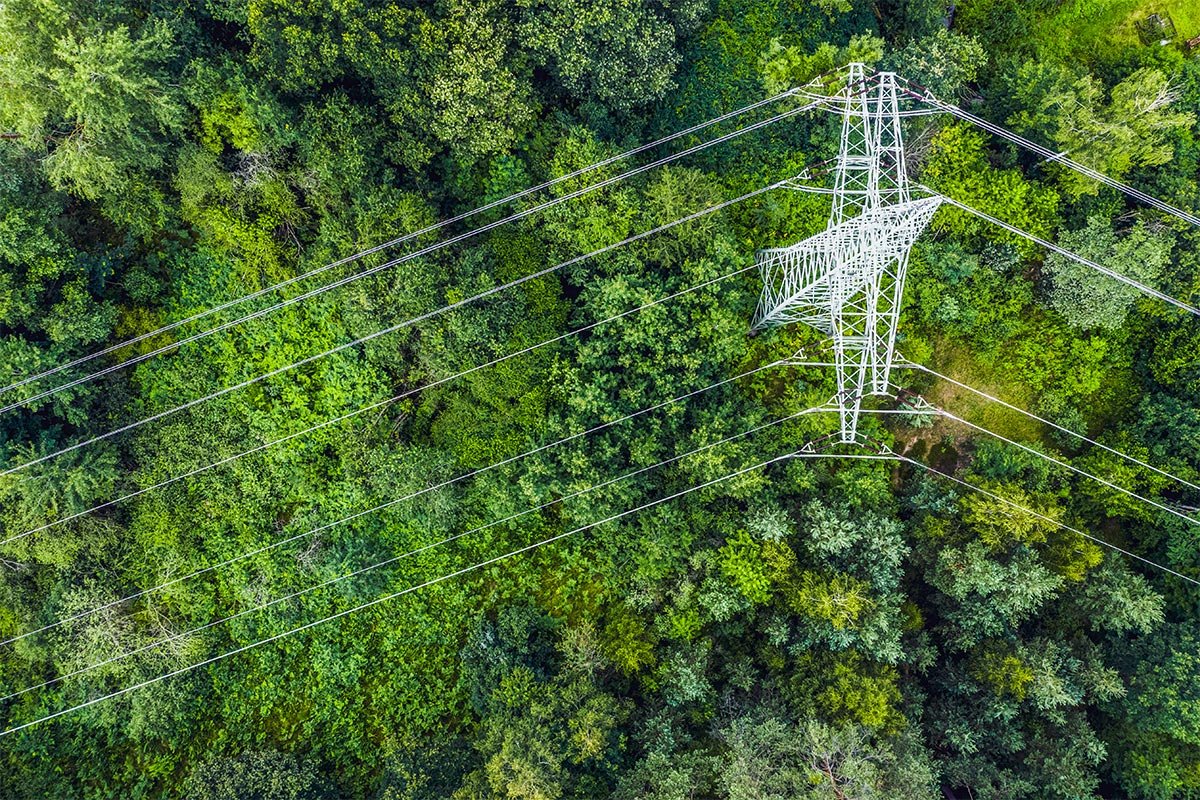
[1116,0,1200,42]
[960,0,1200,64]
[923,343,1045,436]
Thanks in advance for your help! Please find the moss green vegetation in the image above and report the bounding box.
[0,1,1198,798]
[957,0,1200,64]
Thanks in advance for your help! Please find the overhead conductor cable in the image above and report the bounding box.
[1,264,759,546]
[0,85,815,400]
[922,188,1200,318]
[2,179,792,476]
[1,405,836,701]
[897,358,1200,494]
[896,452,1200,587]
[1,356,785,647]
[904,83,1200,228]
[932,405,1199,526]
[0,96,835,414]
[2,449,878,736]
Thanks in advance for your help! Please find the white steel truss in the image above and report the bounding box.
[753,65,942,442]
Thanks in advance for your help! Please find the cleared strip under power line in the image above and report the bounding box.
[932,405,1199,527]
[896,357,1200,495]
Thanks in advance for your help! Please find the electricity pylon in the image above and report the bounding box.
[753,64,941,442]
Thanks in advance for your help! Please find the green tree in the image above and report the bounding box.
[1110,622,1200,800]
[718,528,794,604]
[885,28,987,99]
[247,0,537,167]
[458,659,628,798]
[386,0,537,163]
[921,122,1061,247]
[0,2,183,226]
[181,750,329,800]
[1043,216,1174,331]
[760,33,885,95]
[518,0,701,111]
[0,148,117,420]
[718,716,938,799]
[1006,63,1195,197]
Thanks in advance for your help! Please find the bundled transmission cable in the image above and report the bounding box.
[0,447,895,736]
[0,97,831,415]
[903,84,1200,228]
[784,427,1197,586]
[2,178,791,476]
[919,188,1200,318]
[1,406,836,702]
[1,264,760,546]
[893,451,1200,587]
[0,357,784,648]
[0,87,808,400]
[930,404,1199,526]
[896,358,1200,494]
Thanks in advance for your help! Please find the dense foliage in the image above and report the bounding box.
[0,1,1198,798]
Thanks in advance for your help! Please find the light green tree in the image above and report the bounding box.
[182,750,327,800]
[457,666,628,800]
[1006,63,1195,197]
[885,28,987,99]
[1043,216,1174,330]
[760,33,885,96]
[719,716,939,799]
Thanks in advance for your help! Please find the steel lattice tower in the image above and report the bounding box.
[753,64,942,442]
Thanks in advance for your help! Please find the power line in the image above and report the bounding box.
[895,452,1200,587]
[786,430,1197,586]
[896,357,1200,494]
[0,99,830,415]
[0,449,894,736]
[749,65,1198,450]
[2,448,826,736]
[1,406,836,702]
[1,264,758,546]
[0,359,780,648]
[906,89,1200,228]
[12,60,1197,736]
[919,188,1200,318]
[0,88,805,401]
[3,180,786,477]
[932,405,1199,527]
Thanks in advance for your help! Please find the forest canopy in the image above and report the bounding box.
[0,1,1199,799]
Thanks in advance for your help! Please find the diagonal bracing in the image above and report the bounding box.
[752,66,941,442]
